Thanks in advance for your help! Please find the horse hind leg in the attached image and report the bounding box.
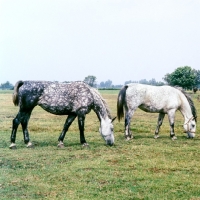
[125,110,135,140]
[154,113,165,139]
[10,114,21,149]
[10,110,33,149]
[21,111,34,148]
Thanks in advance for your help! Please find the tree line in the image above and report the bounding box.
[84,66,200,89]
[1,66,200,90]
[0,81,14,90]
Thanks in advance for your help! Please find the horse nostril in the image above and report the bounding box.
[106,140,113,146]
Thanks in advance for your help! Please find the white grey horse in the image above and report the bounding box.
[117,84,197,140]
[10,81,116,149]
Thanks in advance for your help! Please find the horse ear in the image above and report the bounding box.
[111,117,117,123]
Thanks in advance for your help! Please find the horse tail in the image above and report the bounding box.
[117,85,128,121]
[13,80,24,106]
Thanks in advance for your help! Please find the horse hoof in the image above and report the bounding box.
[154,135,159,139]
[57,141,65,148]
[125,136,132,141]
[171,136,177,141]
[187,135,194,139]
[82,143,89,148]
[27,143,35,148]
[9,145,17,150]
[57,143,65,148]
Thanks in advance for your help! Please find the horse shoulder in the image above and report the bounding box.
[164,88,182,110]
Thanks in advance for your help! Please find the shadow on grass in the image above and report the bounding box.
[24,140,107,149]
[115,132,200,144]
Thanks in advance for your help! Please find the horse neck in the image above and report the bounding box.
[179,93,193,122]
[93,99,110,121]
[91,90,111,121]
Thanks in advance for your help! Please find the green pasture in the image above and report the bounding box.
[0,90,200,199]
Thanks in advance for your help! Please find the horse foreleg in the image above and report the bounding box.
[78,115,88,147]
[58,114,77,148]
[154,113,165,139]
[167,110,177,140]
[125,110,134,140]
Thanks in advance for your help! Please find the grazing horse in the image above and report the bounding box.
[117,84,197,140]
[10,81,116,149]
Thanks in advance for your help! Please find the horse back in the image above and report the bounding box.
[14,81,94,114]
[125,84,182,113]
[38,81,94,115]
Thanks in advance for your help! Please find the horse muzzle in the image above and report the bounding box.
[105,135,114,146]
[106,139,114,146]
[186,132,195,139]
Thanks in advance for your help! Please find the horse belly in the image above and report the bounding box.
[38,97,92,115]
[139,104,166,113]
[38,95,73,115]
[38,102,72,115]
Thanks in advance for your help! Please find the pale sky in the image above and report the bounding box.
[0,0,200,85]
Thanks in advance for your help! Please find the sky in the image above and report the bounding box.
[0,0,200,85]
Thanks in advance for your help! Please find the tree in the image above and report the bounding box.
[124,79,164,86]
[149,78,157,85]
[124,80,138,85]
[99,81,105,88]
[104,80,112,88]
[84,75,97,87]
[139,79,149,85]
[194,69,200,88]
[99,80,112,88]
[163,66,196,89]
[0,81,14,90]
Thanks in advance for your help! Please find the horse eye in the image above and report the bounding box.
[192,124,195,128]
[111,128,114,131]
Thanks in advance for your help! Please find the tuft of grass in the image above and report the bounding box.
[0,90,200,199]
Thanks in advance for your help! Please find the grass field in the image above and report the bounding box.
[0,89,200,199]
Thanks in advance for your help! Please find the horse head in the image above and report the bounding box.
[183,117,196,138]
[99,116,116,146]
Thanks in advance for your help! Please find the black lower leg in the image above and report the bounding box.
[78,115,86,144]
[58,115,77,142]
[125,113,131,128]
[170,123,175,137]
[10,117,21,143]
[21,111,32,144]
[155,113,165,135]
[125,114,132,138]
[22,125,30,144]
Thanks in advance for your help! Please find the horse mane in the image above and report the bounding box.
[175,86,197,122]
[91,87,112,119]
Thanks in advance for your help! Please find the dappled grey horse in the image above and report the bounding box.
[117,84,197,140]
[10,81,116,149]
